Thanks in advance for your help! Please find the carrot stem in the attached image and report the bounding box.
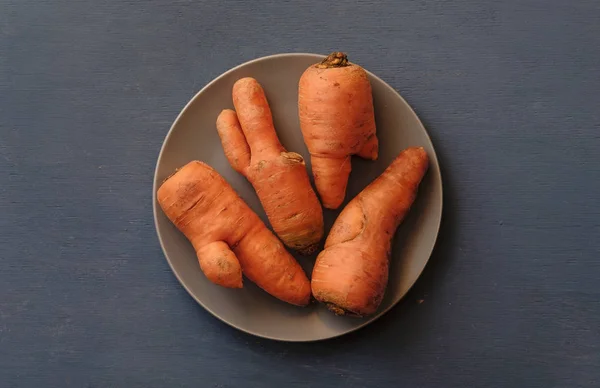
[316,52,349,69]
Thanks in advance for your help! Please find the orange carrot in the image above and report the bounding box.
[157,161,311,306]
[311,147,429,316]
[298,52,378,209]
[217,77,324,254]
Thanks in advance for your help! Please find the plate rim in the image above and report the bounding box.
[152,52,444,342]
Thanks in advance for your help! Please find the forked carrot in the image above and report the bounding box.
[217,77,324,254]
[298,52,378,209]
[157,161,311,306]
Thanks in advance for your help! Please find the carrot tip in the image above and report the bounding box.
[326,303,363,318]
[298,242,320,256]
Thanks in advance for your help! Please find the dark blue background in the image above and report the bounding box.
[2,0,599,386]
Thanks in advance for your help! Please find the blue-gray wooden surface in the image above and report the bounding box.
[1,0,599,387]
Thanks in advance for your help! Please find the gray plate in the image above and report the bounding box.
[153,53,443,342]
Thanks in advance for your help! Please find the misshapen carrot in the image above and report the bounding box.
[217,77,324,254]
[157,161,311,306]
[311,147,429,316]
[298,52,378,209]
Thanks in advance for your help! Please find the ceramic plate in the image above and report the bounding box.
[153,53,442,341]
